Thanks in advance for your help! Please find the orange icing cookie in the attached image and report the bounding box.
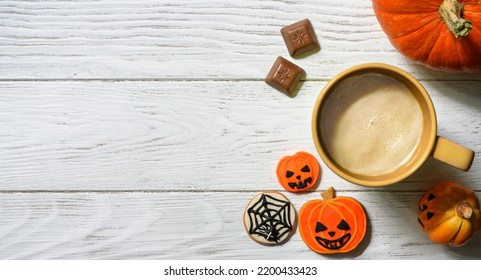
[299,187,367,254]
[276,151,320,192]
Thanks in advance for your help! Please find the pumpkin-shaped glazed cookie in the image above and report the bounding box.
[418,181,481,246]
[299,187,367,254]
[276,151,320,192]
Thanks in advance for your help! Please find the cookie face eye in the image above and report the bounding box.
[286,170,294,178]
[337,219,350,230]
[301,165,310,172]
[315,222,327,233]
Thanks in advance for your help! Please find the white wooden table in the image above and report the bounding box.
[1,0,481,260]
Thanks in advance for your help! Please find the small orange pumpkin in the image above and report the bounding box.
[276,151,320,192]
[299,187,367,254]
[373,0,481,72]
[418,181,481,246]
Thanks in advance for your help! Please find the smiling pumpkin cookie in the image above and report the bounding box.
[276,151,320,192]
[299,187,367,254]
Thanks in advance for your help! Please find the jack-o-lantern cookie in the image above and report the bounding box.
[299,187,367,254]
[276,151,320,192]
[243,191,297,246]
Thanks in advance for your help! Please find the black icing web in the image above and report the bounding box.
[247,193,294,243]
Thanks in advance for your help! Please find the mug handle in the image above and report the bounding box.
[431,136,475,171]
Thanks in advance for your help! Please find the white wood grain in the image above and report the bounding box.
[1,80,480,191]
[2,0,481,260]
[0,191,480,259]
[1,0,480,80]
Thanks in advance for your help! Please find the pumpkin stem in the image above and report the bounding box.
[439,0,472,38]
[321,187,335,200]
[456,201,473,219]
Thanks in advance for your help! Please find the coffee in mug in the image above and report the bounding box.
[321,72,423,176]
[312,63,474,187]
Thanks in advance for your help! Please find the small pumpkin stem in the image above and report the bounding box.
[321,187,335,200]
[439,0,472,38]
[456,201,473,219]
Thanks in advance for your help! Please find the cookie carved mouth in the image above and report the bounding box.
[315,233,351,250]
[287,177,312,189]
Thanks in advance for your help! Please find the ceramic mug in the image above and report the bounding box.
[311,63,475,187]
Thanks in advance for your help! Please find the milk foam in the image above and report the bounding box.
[321,73,423,176]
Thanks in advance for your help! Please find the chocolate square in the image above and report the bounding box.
[281,19,320,57]
[265,56,305,96]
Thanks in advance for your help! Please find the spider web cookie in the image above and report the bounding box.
[243,191,297,246]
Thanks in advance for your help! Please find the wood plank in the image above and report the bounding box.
[1,0,480,80]
[1,80,480,191]
[0,191,480,259]
[2,0,481,262]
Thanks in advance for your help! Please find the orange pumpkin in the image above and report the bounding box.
[373,0,481,72]
[418,181,481,246]
[299,187,367,254]
[276,151,320,192]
